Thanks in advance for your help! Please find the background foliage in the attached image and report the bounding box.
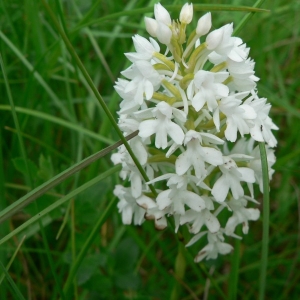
[0,0,299,299]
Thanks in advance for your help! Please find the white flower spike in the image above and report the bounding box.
[111,2,277,263]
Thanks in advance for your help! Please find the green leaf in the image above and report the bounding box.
[37,154,54,181]
[77,254,106,285]
[12,157,38,180]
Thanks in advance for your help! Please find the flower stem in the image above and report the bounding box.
[258,141,270,300]
[229,226,241,300]
[170,243,186,300]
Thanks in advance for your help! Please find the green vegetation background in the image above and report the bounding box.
[0,0,299,299]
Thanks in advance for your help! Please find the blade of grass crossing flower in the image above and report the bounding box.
[99,0,157,146]
[41,0,157,197]
[92,0,155,168]
[0,261,26,300]
[0,165,121,247]
[258,142,270,300]
[0,132,137,224]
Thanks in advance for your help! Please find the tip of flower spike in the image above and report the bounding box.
[154,3,171,25]
[180,3,193,24]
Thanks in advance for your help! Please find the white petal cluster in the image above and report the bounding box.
[111,3,278,262]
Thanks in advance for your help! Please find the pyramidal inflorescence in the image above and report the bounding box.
[111,3,277,262]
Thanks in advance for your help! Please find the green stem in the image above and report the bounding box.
[229,227,241,300]
[258,142,270,300]
[41,0,157,197]
[170,243,186,300]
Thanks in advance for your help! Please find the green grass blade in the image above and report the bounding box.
[0,236,26,285]
[233,0,267,35]
[259,85,300,119]
[0,30,73,122]
[34,200,66,300]
[0,105,114,145]
[0,129,8,299]
[0,261,26,300]
[72,1,115,83]
[0,131,137,224]
[0,165,121,246]
[258,142,270,300]
[0,54,32,188]
[4,126,71,163]
[55,199,72,240]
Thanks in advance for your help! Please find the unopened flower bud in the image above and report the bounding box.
[154,3,171,25]
[196,12,212,36]
[145,17,158,37]
[156,22,172,45]
[180,3,193,24]
[206,26,223,50]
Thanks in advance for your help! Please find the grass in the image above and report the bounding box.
[0,0,299,299]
